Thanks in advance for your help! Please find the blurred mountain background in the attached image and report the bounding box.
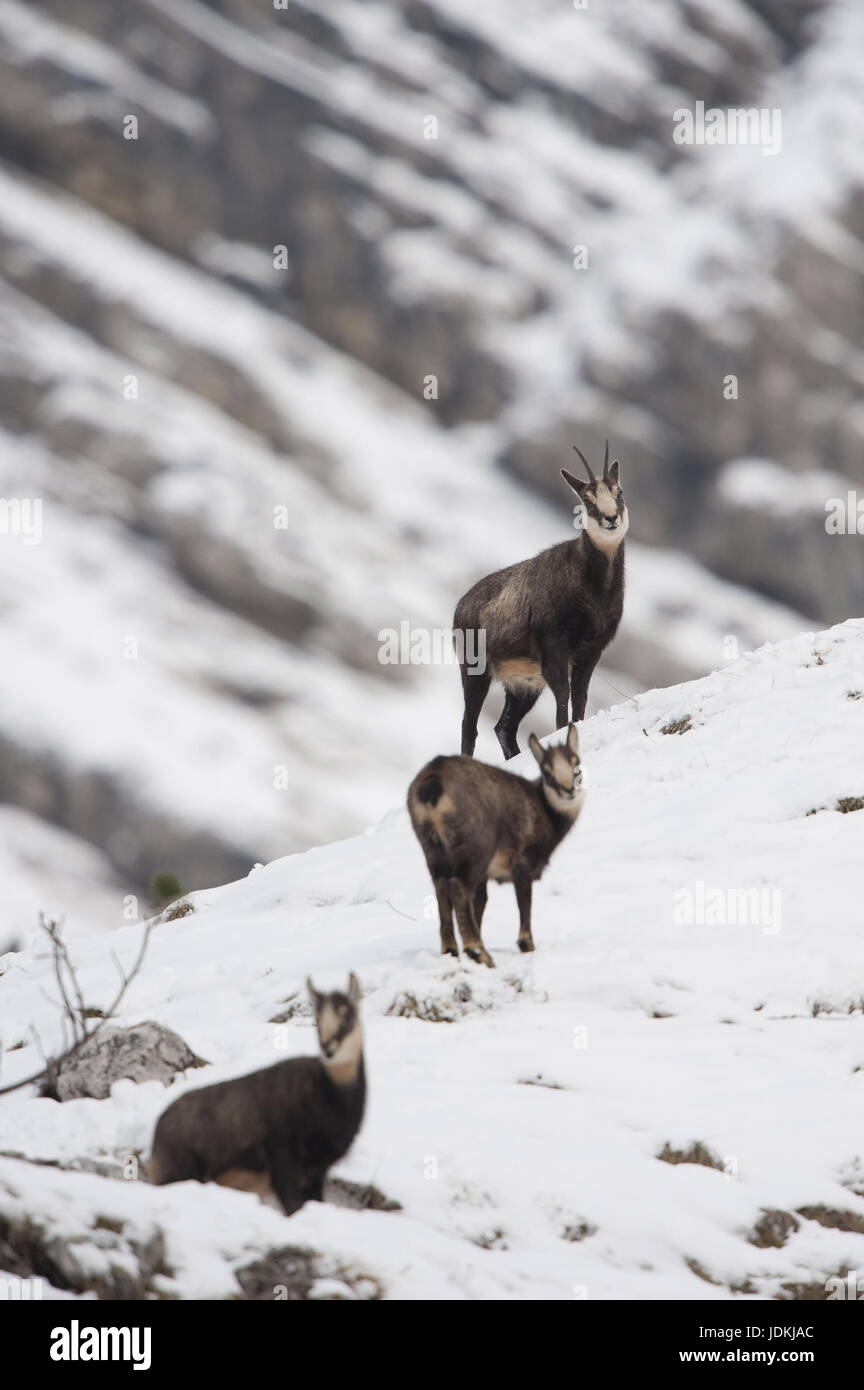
[0,0,861,943]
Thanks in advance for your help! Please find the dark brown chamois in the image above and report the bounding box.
[150,975,365,1215]
[455,441,627,758]
[407,724,584,967]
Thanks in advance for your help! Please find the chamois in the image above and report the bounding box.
[455,441,627,758]
[407,724,584,967]
[150,974,365,1216]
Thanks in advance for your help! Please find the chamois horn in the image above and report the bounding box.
[571,444,596,484]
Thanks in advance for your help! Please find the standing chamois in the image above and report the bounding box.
[150,975,365,1216]
[455,441,628,758]
[408,724,584,967]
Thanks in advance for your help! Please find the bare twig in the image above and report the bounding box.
[0,915,155,1099]
[58,928,89,1036]
[44,915,84,1050]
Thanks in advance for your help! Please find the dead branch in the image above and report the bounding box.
[0,914,155,1099]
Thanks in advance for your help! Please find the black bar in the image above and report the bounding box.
[8,1294,859,1374]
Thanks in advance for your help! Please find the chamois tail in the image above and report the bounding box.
[412,757,447,807]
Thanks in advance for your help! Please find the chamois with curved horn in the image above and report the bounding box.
[454,441,628,758]
[408,725,585,966]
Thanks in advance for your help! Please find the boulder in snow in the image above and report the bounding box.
[52,1022,205,1102]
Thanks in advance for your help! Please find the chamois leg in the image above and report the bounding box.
[473,880,488,930]
[450,878,494,968]
[494,684,541,759]
[569,641,604,721]
[512,864,535,953]
[304,1173,325,1204]
[460,665,492,756]
[539,646,570,730]
[434,877,458,957]
[269,1160,305,1217]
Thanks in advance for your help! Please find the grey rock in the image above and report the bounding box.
[54,1022,205,1103]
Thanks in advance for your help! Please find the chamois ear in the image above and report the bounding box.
[606,459,620,486]
[306,977,321,1009]
[566,723,580,758]
[561,468,589,498]
[528,732,544,766]
[347,972,361,1008]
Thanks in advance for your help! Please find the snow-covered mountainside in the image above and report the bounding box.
[2,0,861,939]
[1,620,862,1300]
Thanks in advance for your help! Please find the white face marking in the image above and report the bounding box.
[540,750,586,818]
[550,747,576,786]
[324,1025,363,1082]
[317,999,363,1081]
[584,507,628,549]
[583,481,628,551]
[317,1001,340,1051]
[594,481,618,519]
[543,780,586,818]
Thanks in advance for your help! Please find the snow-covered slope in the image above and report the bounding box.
[0,153,807,888]
[9,0,862,927]
[1,619,862,1300]
[0,162,806,935]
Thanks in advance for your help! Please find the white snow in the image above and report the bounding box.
[0,0,212,137]
[1,619,863,1299]
[0,154,808,942]
[0,809,128,952]
[4,0,857,947]
[717,458,851,518]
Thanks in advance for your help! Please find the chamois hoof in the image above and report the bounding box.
[441,947,459,959]
[518,937,535,953]
[466,947,495,968]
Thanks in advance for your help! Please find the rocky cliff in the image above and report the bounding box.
[0,0,858,936]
